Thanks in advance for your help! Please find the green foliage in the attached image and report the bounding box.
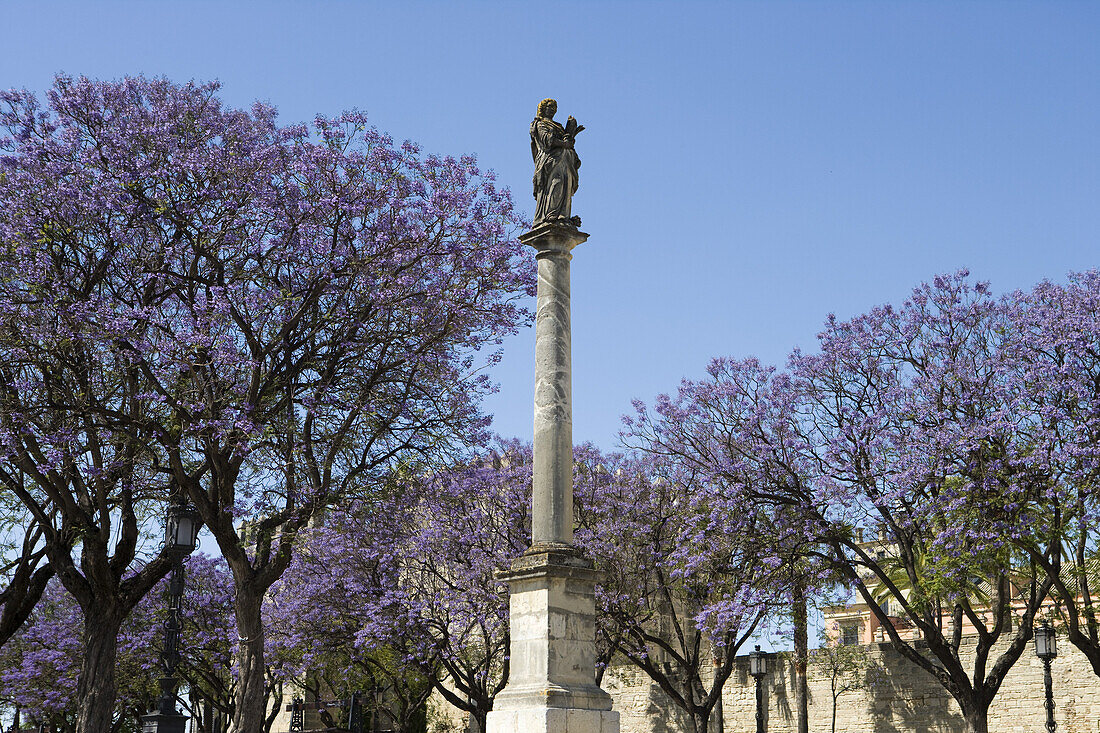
[810,630,884,733]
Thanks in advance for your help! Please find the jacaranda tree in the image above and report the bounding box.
[0,577,161,732]
[174,553,265,733]
[614,408,817,733]
[0,74,535,732]
[1003,272,1100,677]
[0,554,249,733]
[269,502,435,733]
[790,272,1057,733]
[627,272,1064,733]
[0,77,204,732]
[276,444,532,733]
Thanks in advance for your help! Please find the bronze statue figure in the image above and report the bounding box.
[530,98,583,227]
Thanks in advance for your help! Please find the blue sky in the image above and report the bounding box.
[5,1,1099,450]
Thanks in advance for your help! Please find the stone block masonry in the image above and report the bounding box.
[598,636,1100,733]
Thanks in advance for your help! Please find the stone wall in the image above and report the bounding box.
[605,638,1100,733]
[430,638,1100,733]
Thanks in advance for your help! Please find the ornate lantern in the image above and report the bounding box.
[165,498,202,554]
[749,644,768,678]
[1035,620,1057,661]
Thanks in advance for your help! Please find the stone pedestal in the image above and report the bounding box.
[486,549,618,733]
[486,222,619,733]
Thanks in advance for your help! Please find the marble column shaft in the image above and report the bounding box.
[528,225,584,547]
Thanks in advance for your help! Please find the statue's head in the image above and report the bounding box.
[537,98,557,119]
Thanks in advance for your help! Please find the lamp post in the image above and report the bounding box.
[749,645,768,733]
[1034,621,1057,733]
[141,495,202,733]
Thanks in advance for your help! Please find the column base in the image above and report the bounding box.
[486,708,620,733]
[139,711,188,733]
[487,548,619,733]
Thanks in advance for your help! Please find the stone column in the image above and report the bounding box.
[529,222,581,548]
[486,222,619,733]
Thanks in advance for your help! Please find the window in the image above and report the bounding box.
[840,623,860,646]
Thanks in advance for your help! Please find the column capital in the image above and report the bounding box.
[520,222,589,257]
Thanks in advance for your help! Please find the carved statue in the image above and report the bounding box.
[530,98,583,227]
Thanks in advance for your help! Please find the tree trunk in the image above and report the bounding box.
[792,582,809,733]
[469,707,486,733]
[74,611,123,733]
[0,553,53,646]
[232,589,268,733]
[962,705,988,733]
[263,679,282,733]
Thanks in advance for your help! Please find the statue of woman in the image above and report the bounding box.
[530,98,583,227]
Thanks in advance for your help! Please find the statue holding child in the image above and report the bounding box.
[530,98,583,227]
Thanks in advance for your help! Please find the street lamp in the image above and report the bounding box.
[141,495,202,733]
[749,645,768,733]
[165,500,201,554]
[1034,621,1057,733]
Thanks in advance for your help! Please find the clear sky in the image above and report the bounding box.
[5,1,1099,451]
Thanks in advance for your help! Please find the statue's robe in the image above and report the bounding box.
[530,117,580,226]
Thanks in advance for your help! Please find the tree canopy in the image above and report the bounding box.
[0,73,534,733]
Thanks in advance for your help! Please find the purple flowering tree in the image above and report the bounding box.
[174,553,278,733]
[0,580,86,732]
[266,590,432,733]
[0,74,533,731]
[0,77,209,731]
[789,273,1058,733]
[173,553,237,731]
[0,554,277,733]
[276,445,531,733]
[629,273,1061,733]
[595,436,802,733]
[268,525,433,733]
[0,578,162,732]
[1003,271,1100,677]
